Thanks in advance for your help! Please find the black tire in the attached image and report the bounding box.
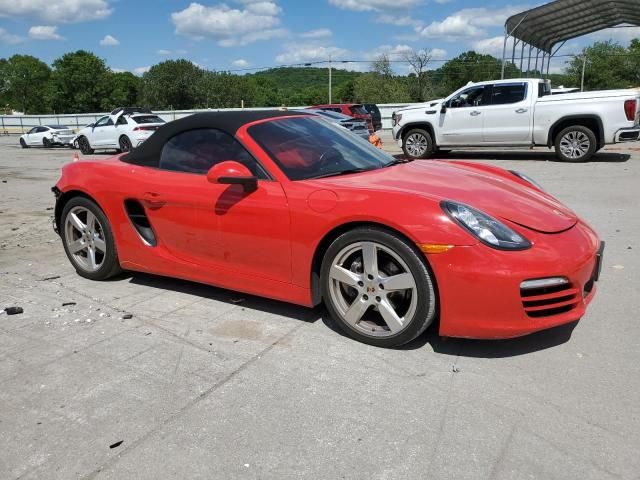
[60,196,122,281]
[19,138,28,149]
[402,128,434,159]
[119,135,133,153]
[554,125,597,162]
[320,227,437,348]
[43,137,52,148]
[78,136,94,155]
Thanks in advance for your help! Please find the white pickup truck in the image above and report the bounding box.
[392,78,640,162]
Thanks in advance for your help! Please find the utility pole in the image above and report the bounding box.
[580,55,587,92]
[328,55,332,104]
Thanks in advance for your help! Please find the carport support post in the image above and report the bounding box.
[580,55,587,91]
[500,29,509,79]
[328,55,332,104]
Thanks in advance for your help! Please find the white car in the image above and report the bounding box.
[74,108,165,154]
[392,78,640,162]
[20,125,76,148]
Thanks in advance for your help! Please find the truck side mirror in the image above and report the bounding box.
[440,104,447,114]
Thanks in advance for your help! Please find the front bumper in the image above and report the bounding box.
[427,220,602,339]
[614,127,640,143]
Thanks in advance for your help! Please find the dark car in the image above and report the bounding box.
[363,104,382,132]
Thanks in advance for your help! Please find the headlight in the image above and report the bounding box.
[508,170,544,191]
[441,200,531,250]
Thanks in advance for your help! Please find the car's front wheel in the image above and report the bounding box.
[554,126,596,162]
[78,136,94,155]
[60,196,121,280]
[402,128,434,159]
[321,227,437,347]
[19,138,28,148]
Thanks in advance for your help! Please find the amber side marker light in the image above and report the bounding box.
[418,244,454,254]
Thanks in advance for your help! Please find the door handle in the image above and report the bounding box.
[470,111,481,116]
[142,192,165,209]
[515,108,528,113]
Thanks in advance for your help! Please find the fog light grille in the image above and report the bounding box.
[520,278,579,318]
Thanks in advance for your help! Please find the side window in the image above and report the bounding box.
[448,86,486,108]
[116,116,128,125]
[159,128,268,178]
[37,126,48,133]
[491,83,527,105]
[27,127,38,134]
[95,117,113,127]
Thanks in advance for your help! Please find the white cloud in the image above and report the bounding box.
[365,43,413,59]
[28,25,63,40]
[232,58,250,68]
[0,0,111,24]
[417,6,526,41]
[157,49,172,55]
[429,47,447,59]
[133,66,150,75]
[375,14,422,27]
[111,67,126,73]
[171,1,286,47]
[276,44,350,64]
[582,25,640,45]
[0,27,22,44]
[472,36,514,57]
[328,0,422,12]
[99,34,119,46]
[300,28,332,39]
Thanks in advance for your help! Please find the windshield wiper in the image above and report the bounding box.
[384,158,415,168]
[307,167,375,179]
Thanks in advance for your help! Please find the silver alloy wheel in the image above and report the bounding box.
[328,241,418,337]
[64,206,107,272]
[559,130,590,159]
[405,133,429,157]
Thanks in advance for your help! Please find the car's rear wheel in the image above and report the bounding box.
[43,137,52,148]
[321,227,437,347]
[19,138,28,148]
[554,126,596,162]
[60,197,121,280]
[119,135,133,152]
[402,129,434,159]
[78,136,94,155]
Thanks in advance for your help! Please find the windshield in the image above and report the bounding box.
[315,110,352,121]
[248,116,395,181]
[132,115,165,124]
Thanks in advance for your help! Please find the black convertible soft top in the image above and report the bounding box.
[122,110,309,167]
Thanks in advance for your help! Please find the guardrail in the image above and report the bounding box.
[0,103,419,135]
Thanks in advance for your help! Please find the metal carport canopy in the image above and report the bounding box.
[505,0,640,54]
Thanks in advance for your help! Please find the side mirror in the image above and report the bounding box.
[207,161,258,193]
[88,123,94,128]
[440,104,447,114]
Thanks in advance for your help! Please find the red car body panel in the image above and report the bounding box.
[55,115,601,339]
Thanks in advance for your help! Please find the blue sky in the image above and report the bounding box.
[1,0,638,75]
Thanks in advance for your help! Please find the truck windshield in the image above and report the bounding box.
[249,116,394,181]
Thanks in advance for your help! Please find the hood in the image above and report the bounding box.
[315,161,577,233]
[395,99,444,114]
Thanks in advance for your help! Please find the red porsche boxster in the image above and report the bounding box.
[52,111,603,347]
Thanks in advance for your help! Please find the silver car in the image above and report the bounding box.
[305,109,370,140]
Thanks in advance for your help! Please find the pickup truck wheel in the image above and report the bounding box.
[403,129,434,159]
[554,126,596,162]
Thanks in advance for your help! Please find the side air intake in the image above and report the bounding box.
[124,199,157,246]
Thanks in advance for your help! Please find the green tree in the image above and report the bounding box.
[196,71,253,108]
[566,41,633,90]
[3,55,51,113]
[49,50,110,113]
[140,59,204,110]
[101,71,141,110]
[437,51,519,94]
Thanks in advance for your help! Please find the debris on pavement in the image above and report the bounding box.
[231,298,245,304]
[62,302,76,306]
[4,306,24,315]
[452,365,461,373]
[122,313,133,319]
[109,440,124,449]
[40,275,61,281]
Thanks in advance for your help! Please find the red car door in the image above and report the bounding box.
[136,128,292,284]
